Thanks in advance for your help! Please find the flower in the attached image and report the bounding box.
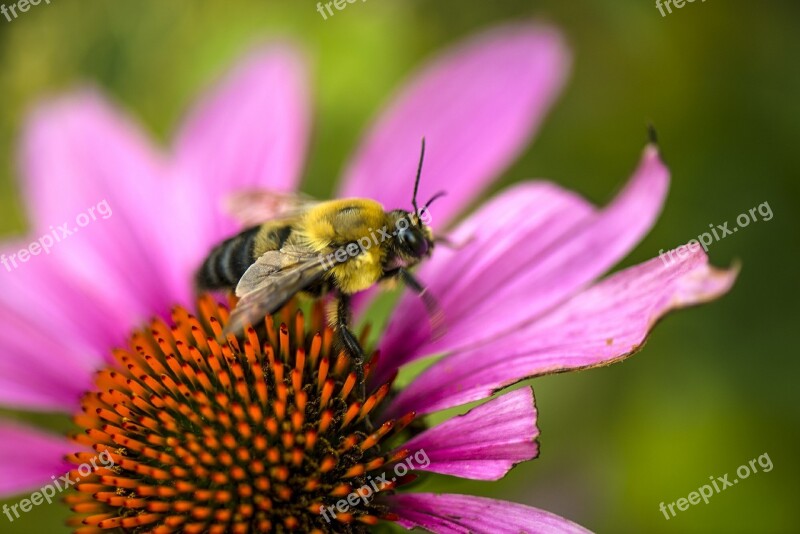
[60,297,586,533]
[0,22,735,533]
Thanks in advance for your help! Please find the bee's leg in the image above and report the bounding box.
[335,294,373,431]
[396,269,446,340]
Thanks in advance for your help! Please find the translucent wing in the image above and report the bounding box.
[225,246,328,334]
[224,190,319,227]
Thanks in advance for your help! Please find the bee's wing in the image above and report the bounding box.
[225,247,327,334]
[224,190,319,227]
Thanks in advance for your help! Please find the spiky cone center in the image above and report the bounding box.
[66,296,414,533]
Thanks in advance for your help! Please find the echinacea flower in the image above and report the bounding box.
[0,23,736,533]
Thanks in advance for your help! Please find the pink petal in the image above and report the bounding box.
[339,23,570,227]
[375,145,668,385]
[170,44,310,281]
[3,45,310,412]
[0,242,120,411]
[19,90,179,318]
[0,421,73,498]
[398,387,538,480]
[386,246,737,417]
[12,90,185,410]
[387,493,591,534]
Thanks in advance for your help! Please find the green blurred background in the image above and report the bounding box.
[0,1,798,532]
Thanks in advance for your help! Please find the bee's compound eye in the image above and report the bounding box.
[398,228,429,257]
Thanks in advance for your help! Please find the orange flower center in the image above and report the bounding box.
[65,296,413,533]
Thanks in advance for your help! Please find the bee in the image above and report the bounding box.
[196,140,445,401]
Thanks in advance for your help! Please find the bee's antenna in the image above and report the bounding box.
[412,138,426,222]
[423,190,447,212]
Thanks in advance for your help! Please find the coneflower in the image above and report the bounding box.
[61,298,562,532]
[0,22,735,533]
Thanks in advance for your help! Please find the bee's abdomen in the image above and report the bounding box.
[196,226,262,290]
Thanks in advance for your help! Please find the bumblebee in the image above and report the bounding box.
[196,140,444,401]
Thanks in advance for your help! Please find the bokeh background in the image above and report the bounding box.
[0,1,798,533]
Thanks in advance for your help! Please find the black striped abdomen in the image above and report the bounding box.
[196,226,262,290]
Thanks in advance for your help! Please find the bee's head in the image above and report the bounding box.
[402,137,444,260]
[392,211,435,260]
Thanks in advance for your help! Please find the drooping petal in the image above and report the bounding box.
[374,145,668,385]
[170,44,311,281]
[0,421,73,498]
[339,23,570,227]
[19,90,179,318]
[386,246,737,417]
[387,493,592,534]
[398,387,538,481]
